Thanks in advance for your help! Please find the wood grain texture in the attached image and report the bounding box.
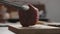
[8,25,60,34]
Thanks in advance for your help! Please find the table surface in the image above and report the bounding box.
[0,22,60,34]
[0,22,20,34]
[0,27,15,34]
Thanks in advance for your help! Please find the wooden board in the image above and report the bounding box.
[8,24,60,34]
